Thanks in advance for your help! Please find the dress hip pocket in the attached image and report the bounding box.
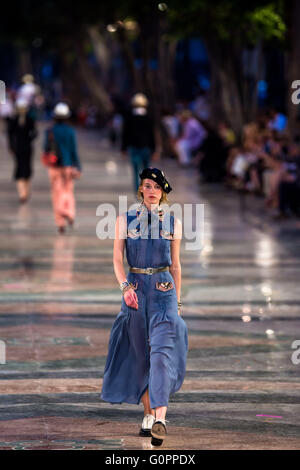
[155,281,174,292]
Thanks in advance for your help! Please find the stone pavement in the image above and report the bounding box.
[0,123,300,450]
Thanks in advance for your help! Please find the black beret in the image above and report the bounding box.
[139,167,172,193]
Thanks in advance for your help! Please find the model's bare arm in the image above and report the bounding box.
[113,214,138,309]
[169,218,182,309]
[113,215,127,284]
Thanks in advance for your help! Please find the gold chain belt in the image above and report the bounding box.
[129,266,169,275]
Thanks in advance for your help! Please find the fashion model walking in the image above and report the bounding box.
[8,98,37,203]
[121,93,158,194]
[44,103,82,234]
[101,167,188,446]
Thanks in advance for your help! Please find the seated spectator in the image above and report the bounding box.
[266,142,300,216]
[225,146,240,188]
[267,107,287,134]
[218,120,236,147]
[242,121,260,149]
[161,108,180,159]
[229,147,255,192]
[175,110,207,167]
[227,140,267,195]
[190,89,211,122]
[197,122,228,182]
[278,180,300,218]
[264,139,292,208]
[245,139,271,195]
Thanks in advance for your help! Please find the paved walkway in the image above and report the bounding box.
[0,123,300,450]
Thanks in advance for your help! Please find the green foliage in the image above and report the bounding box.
[0,0,287,48]
[245,4,286,42]
[166,0,286,44]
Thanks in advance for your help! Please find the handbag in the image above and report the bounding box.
[41,129,62,167]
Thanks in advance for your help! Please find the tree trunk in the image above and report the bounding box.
[158,37,177,111]
[116,27,142,92]
[18,46,33,78]
[207,46,224,126]
[205,40,245,139]
[241,43,263,122]
[87,26,111,88]
[58,43,85,110]
[219,62,245,138]
[73,33,113,116]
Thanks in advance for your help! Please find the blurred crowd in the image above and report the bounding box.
[161,105,300,221]
[2,74,300,222]
[109,92,300,220]
[0,74,101,128]
[0,75,81,234]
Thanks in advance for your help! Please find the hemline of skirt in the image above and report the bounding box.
[101,394,141,406]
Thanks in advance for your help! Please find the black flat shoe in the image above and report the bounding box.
[139,428,152,437]
[151,420,167,446]
[151,436,163,446]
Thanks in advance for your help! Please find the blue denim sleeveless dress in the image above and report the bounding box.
[101,203,188,409]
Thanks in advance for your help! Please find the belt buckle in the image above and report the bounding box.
[146,267,153,275]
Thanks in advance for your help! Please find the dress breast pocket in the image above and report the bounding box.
[127,228,140,240]
[160,229,174,240]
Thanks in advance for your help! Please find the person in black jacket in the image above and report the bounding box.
[8,98,37,203]
[121,93,157,193]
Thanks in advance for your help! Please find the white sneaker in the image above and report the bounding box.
[139,414,156,437]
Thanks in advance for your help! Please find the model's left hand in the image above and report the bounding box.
[124,288,138,310]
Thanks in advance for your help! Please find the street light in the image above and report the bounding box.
[107,24,117,33]
[158,3,168,11]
